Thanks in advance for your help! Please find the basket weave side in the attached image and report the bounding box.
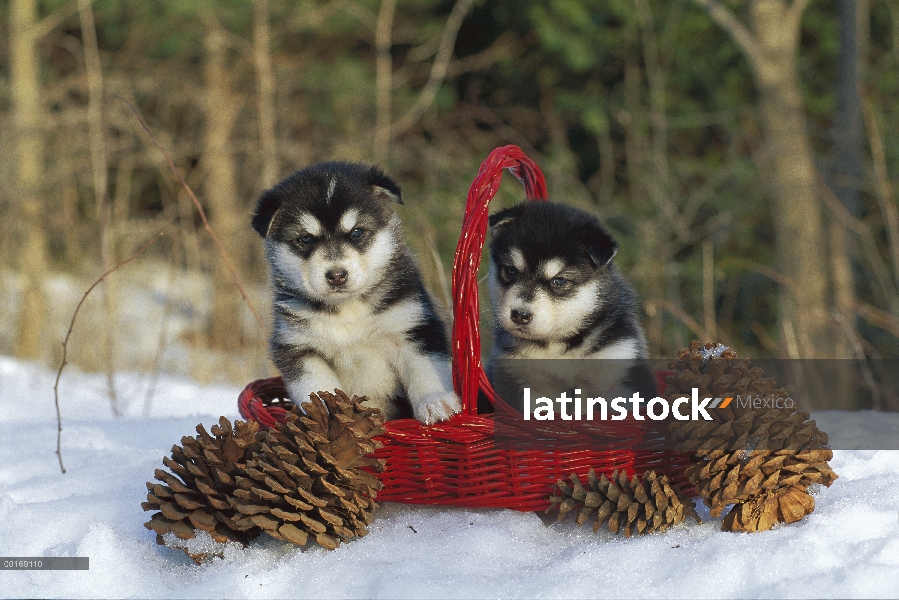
[238,377,688,511]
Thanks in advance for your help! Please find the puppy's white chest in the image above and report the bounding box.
[310,299,419,350]
[314,300,385,348]
[325,299,423,400]
[515,342,584,359]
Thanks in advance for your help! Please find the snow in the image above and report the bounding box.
[1,355,897,599]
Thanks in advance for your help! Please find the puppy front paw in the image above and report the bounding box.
[412,391,462,425]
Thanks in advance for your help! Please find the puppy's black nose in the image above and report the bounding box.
[326,268,348,287]
[510,309,532,325]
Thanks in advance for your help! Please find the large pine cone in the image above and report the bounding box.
[665,342,838,532]
[142,417,264,556]
[548,469,701,537]
[227,390,386,550]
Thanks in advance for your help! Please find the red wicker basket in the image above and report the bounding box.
[239,145,689,511]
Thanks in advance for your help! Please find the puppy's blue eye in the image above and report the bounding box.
[299,234,314,244]
[501,265,518,278]
[350,228,365,241]
[551,276,567,287]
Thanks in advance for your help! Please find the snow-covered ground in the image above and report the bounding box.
[1,355,897,599]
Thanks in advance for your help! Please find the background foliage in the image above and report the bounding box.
[2,0,898,392]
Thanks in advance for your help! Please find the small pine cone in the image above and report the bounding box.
[548,469,701,537]
[143,417,264,557]
[721,484,815,532]
[666,342,838,531]
[227,390,387,550]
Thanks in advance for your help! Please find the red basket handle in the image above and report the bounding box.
[451,145,548,415]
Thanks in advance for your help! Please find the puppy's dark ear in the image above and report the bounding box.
[489,205,524,229]
[368,167,403,205]
[583,222,619,268]
[252,191,280,238]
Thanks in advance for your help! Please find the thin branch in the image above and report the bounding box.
[220,27,254,55]
[78,0,119,415]
[645,299,712,342]
[750,321,781,355]
[781,319,801,360]
[458,103,544,160]
[392,0,473,135]
[818,177,899,309]
[829,220,857,354]
[405,34,442,63]
[445,32,519,77]
[373,0,397,162]
[284,0,354,32]
[702,239,717,341]
[788,0,812,32]
[424,233,451,312]
[53,233,163,474]
[32,0,83,40]
[143,259,177,417]
[861,88,899,290]
[254,0,278,187]
[635,0,685,242]
[338,0,377,30]
[393,33,516,90]
[117,97,268,335]
[681,166,735,226]
[855,301,899,339]
[692,0,762,71]
[832,310,882,410]
[718,256,797,292]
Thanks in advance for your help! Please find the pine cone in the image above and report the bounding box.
[142,417,264,561]
[227,390,387,550]
[721,484,815,533]
[665,341,827,452]
[548,469,701,537]
[665,342,838,532]
[687,448,837,517]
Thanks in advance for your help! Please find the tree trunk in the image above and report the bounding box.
[253,0,278,188]
[747,1,836,358]
[635,0,686,351]
[79,0,122,414]
[373,0,397,164]
[203,25,244,351]
[829,0,867,358]
[621,58,664,355]
[10,0,49,361]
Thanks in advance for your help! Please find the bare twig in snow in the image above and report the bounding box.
[53,233,163,474]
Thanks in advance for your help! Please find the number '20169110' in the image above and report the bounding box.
[3,560,42,568]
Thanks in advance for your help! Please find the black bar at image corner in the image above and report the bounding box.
[0,557,89,570]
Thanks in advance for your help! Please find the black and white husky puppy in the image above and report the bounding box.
[251,162,461,424]
[486,201,652,401]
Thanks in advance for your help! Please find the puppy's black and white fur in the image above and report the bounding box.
[486,201,651,399]
[252,162,461,424]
